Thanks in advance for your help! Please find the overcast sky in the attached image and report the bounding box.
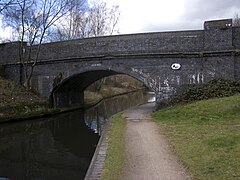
[103,0,240,34]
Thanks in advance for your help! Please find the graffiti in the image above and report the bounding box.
[163,78,169,87]
[189,73,204,84]
[176,76,180,85]
[91,63,102,67]
[207,70,216,78]
[131,67,177,100]
[131,67,160,91]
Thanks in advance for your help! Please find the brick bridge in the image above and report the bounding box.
[1,19,240,107]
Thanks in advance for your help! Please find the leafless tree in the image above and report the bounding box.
[88,0,119,37]
[1,0,73,89]
[233,13,240,27]
[53,0,120,41]
[0,0,14,13]
[54,0,89,40]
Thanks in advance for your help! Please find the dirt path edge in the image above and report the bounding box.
[122,103,192,180]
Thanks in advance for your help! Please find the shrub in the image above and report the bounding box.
[169,78,240,105]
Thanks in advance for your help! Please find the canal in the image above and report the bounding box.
[0,91,155,180]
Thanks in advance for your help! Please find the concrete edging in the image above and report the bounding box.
[84,118,111,180]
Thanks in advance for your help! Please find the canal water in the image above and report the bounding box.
[0,91,155,180]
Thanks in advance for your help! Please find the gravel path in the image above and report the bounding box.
[122,103,191,180]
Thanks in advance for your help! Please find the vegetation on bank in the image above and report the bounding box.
[152,94,240,179]
[101,78,240,180]
[152,79,240,179]
[0,75,143,121]
[102,113,126,180]
[167,78,240,106]
[0,76,49,121]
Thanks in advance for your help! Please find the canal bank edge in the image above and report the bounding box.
[84,115,111,180]
[0,89,145,124]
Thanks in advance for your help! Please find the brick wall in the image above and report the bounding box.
[0,42,22,64]
[32,30,204,62]
[233,27,240,48]
[1,19,239,106]
[204,19,233,51]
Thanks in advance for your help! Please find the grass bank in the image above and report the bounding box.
[152,94,240,180]
[102,113,126,180]
[0,76,49,122]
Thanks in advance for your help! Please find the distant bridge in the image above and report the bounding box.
[0,19,240,107]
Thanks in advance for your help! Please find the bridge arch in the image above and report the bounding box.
[1,19,238,108]
[50,64,158,108]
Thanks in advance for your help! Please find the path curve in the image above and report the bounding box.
[122,103,191,180]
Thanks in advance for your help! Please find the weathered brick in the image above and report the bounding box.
[1,19,239,107]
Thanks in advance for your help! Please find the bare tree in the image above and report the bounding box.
[54,0,89,40]
[0,0,14,13]
[52,0,120,41]
[233,13,240,27]
[88,0,119,37]
[1,0,73,89]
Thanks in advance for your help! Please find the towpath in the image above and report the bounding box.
[122,103,191,180]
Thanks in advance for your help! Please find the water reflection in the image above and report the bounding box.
[0,91,154,180]
[0,111,98,180]
[85,91,150,135]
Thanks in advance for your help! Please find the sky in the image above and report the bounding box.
[103,0,240,34]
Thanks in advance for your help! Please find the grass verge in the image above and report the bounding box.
[102,113,126,180]
[152,94,240,180]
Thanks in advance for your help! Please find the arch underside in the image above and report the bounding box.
[50,69,148,108]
